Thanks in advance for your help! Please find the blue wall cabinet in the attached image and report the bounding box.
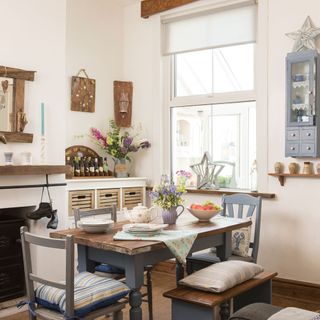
[286,49,320,157]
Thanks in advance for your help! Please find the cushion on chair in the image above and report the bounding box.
[229,303,282,320]
[35,272,130,317]
[179,260,263,293]
[95,263,124,274]
[232,225,251,257]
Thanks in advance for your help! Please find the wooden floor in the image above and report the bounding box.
[1,271,319,320]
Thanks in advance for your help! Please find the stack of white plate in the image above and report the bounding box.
[122,223,168,237]
[78,219,114,233]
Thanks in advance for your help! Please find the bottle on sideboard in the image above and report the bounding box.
[89,157,95,176]
[94,158,99,176]
[98,157,104,176]
[103,157,109,176]
[74,157,80,177]
[84,157,90,176]
[79,158,85,177]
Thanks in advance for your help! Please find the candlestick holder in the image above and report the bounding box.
[40,135,47,164]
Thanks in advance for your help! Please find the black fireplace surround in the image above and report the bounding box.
[0,206,35,302]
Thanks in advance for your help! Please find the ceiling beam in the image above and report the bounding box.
[141,0,199,18]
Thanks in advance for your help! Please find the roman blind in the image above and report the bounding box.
[162,1,257,55]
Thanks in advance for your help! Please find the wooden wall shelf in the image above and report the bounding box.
[0,131,33,143]
[268,173,320,186]
[0,165,71,176]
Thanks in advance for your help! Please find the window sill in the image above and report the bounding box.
[146,186,275,199]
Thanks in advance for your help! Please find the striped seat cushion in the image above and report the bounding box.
[35,272,130,317]
[179,260,264,293]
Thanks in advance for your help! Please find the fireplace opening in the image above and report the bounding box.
[0,206,35,302]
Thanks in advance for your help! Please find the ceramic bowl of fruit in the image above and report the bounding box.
[187,201,222,221]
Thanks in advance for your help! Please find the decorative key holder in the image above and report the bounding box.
[71,69,96,113]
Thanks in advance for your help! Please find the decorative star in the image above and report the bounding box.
[190,152,224,190]
[286,16,320,52]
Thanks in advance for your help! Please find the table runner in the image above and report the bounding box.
[113,230,198,264]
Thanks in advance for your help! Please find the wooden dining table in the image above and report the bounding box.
[50,217,251,320]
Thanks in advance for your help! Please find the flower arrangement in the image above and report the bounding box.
[150,174,188,210]
[90,120,151,161]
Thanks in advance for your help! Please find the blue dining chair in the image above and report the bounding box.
[20,226,127,319]
[186,194,262,274]
[74,205,154,320]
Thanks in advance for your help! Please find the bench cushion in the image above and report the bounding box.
[35,272,130,317]
[179,260,263,293]
[229,303,282,320]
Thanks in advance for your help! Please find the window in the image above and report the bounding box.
[165,3,257,189]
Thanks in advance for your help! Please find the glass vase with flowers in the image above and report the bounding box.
[150,173,190,224]
[90,120,151,177]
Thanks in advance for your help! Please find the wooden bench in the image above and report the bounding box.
[163,271,277,320]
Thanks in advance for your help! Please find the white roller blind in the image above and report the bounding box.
[162,3,257,55]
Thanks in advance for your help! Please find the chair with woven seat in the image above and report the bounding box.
[20,226,128,320]
[74,206,154,320]
[187,194,262,274]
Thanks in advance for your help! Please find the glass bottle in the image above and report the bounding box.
[94,158,99,176]
[98,157,104,176]
[79,157,85,176]
[84,157,90,176]
[103,157,109,176]
[89,157,95,176]
[250,160,258,192]
[74,157,80,177]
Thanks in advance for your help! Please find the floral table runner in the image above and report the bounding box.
[113,229,198,264]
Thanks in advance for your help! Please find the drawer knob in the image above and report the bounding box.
[77,195,86,199]
[290,147,295,150]
[307,146,311,150]
[291,133,296,137]
[307,133,311,136]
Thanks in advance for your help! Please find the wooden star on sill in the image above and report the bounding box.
[286,16,320,52]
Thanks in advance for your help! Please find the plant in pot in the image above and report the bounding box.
[90,120,151,177]
[150,173,190,224]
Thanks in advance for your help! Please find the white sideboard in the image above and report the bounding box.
[66,177,147,217]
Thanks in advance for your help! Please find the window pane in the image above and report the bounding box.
[174,44,254,97]
[175,49,212,97]
[213,43,254,93]
[171,102,256,189]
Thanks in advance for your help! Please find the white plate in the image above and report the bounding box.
[78,219,114,233]
[122,223,168,233]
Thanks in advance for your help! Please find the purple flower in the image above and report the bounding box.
[123,136,133,147]
[128,145,139,152]
[139,140,151,149]
[120,147,128,155]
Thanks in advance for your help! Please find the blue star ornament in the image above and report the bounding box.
[286,16,320,52]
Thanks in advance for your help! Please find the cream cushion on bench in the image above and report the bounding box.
[179,260,263,293]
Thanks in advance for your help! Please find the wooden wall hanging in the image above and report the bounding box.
[141,0,200,18]
[114,81,133,128]
[71,69,95,113]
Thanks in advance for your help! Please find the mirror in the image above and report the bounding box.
[0,66,36,143]
[0,77,14,132]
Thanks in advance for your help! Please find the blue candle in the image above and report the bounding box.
[41,102,45,136]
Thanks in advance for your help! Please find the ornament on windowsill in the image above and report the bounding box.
[286,16,320,52]
[190,152,224,190]
[71,69,95,113]
[114,81,133,127]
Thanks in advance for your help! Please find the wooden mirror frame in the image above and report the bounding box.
[0,66,36,143]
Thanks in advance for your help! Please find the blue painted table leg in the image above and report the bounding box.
[216,231,232,261]
[125,256,145,320]
[77,245,95,273]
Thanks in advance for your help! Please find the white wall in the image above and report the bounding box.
[66,0,124,155]
[123,0,320,283]
[0,0,67,281]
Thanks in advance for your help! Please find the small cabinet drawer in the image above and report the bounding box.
[97,189,120,209]
[301,143,315,155]
[301,128,316,140]
[68,190,95,216]
[287,129,299,141]
[122,187,144,209]
[286,143,299,156]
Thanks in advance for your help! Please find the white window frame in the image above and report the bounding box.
[168,47,256,189]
